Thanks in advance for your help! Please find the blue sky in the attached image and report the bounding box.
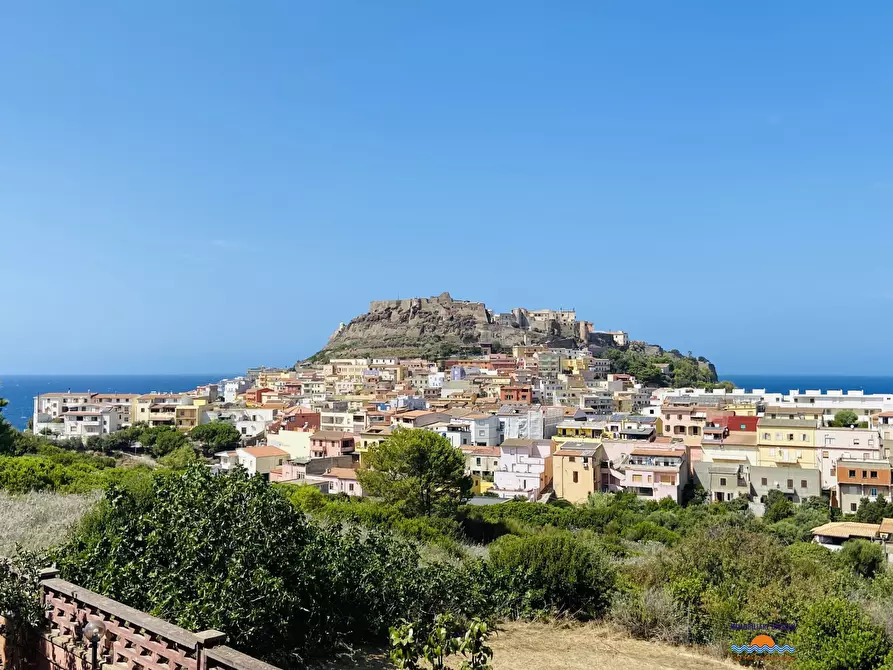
[1,2,892,375]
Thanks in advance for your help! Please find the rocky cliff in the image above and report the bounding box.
[307,292,580,362]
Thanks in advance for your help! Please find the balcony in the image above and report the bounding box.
[775,452,800,464]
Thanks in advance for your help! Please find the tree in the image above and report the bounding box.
[158,444,200,470]
[764,496,795,523]
[831,410,859,428]
[0,398,17,456]
[358,428,471,517]
[147,427,187,458]
[838,539,886,579]
[190,421,241,456]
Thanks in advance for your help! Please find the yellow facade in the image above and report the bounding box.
[757,420,818,467]
[553,424,606,445]
[553,445,604,503]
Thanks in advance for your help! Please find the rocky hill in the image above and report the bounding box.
[303,292,721,386]
[307,292,580,362]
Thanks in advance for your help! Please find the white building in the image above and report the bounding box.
[221,377,251,404]
[61,405,126,440]
[498,404,563,440]
[205,408,278,439]
[491,438,553,501]
[815,427,883,490]
[214,445,289,478]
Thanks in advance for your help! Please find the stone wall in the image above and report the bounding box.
[0,571,279,670]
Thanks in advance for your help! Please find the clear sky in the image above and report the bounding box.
[1,2,892,375]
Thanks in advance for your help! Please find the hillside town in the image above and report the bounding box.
[31,344,893,529]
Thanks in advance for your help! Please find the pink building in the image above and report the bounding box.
[310,430,356,458]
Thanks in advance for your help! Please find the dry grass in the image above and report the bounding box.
[321,621,741,670]
[483,621,740,670]
[0,491,100,556]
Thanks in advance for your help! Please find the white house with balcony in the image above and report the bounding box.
[61,404,126,440]
[491,438,553,501]
[621,445,689,503]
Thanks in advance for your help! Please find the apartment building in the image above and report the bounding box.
[214,445,289,479]
[309,431,356,459]
[462,445,501,493]
[553,442,605,503]
[498,404,563,440]
[622,445,689,503]
[491,438,553,501]
[815,427,882,490]
[62,404,126,439]
[756,419,819,468]
[837,460,893,513]
[553,420,605,445]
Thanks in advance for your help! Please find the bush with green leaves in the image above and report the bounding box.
[838,539,886,579]
[794,597,890,670]
[486,530,615,619]
[390,615,493,670]
[54,465,489,666]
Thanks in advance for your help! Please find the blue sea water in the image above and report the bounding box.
[0,374,236,430]
[726,374,893,396]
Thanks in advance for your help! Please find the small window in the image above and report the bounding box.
[786,479,793,488]
[870,488,878,497]
[572,471,579,483]
[720,477,727,486]
[863,471,868,478]
[763,432,770,440]
[822,450,829,458]
[849,470,856,478]
[851,503,858,512]
[761,477,767,486]
[800,479,807,488]
[801,434,808,442]
[349,483,355,492]
[476,457,481,466]
[870,471,878,479]
[740,423,747,430]
[854,439,860,446]
[568,456,575,462]
[863,453,870,460]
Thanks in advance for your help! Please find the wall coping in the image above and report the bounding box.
[205,646,281,670]
[41,577,201,649]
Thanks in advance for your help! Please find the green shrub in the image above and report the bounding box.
[486,530,615,619]
[610,586,687,643]
[794,598,890,670]
[838,539,886,579]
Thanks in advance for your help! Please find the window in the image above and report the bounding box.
[775,433,782,440]
[871,488,878,497]
[849,470,856,478]
[831,465,836,475]
[854,439,860,446]
[568,456,575,462]
[851,503,858,512]
[740,423,747,430]
[769,448,776,456]
[720,477,727,486]
[871,471,878,479]
[800,479,807,488]
[632,474,642,482]
[786,479,793,489]
[801,434,808,442]
[863,453,870,460]
[349,483,355,492]
[763,432,771,440]
[787,433,794,442]
[760,477,767,486]
[572,471,579,483]
[822,450,829,458]
[863,471,868,478]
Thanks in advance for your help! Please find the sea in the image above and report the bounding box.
[725,374,893,396]
[0,374,235,431]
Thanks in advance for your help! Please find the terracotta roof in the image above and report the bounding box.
[812,522,881,540]
[880,518,893,535]
[241,446,289,458]
[462,446,500,457]
[879,412,893,418]
[322,467,359,480]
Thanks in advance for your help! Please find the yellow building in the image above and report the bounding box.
[174,404,206,432]
[757,418,819,467]
[724,403,759,416]
[356,425,393,466]
[462,446,501,493]
[553,421,607,445]
[553,442,605,503]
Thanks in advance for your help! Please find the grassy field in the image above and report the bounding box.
[0,491,99,556]
[321,621,740,670]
